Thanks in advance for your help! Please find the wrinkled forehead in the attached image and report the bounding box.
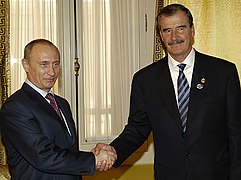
[158,10,191,29]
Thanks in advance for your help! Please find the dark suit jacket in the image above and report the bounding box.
[0,83,95,180]
[110,51,241,180]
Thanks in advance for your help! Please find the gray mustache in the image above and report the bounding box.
[168,39,184,45]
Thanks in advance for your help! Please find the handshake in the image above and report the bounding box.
[91,143,118,171]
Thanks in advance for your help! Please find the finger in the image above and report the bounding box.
[109,155,116,163]
[97,143,112,151]
[103,164,112,171]
[107,151,117,162]
[96,161,102,170]
[98,160,107,171]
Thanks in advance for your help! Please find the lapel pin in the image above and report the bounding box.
[201,78,205,84]
[196,83,203,90]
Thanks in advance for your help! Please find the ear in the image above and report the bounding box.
[191,25,195,37]
[21,58,29,73]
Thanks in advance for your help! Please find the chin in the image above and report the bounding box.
[45,83,55,89]
[170,50,184,56]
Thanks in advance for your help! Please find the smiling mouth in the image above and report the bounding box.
[46,78,56,82]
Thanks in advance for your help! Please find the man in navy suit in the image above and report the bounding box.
[0,39,116,179]
[94,4,241,180]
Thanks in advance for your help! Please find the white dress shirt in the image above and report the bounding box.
[168,48,195,105]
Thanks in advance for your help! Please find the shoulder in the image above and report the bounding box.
[1,83,44,112]
[54,94,72,109]
[3,88,27,106]
[0,89,32,117]
[134,57,168,79]
[196,51,236,67]
[54,94,69,104]
[195,51,238,75]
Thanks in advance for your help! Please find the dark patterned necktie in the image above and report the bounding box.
[177,64,190,133]
[46,93,63,120]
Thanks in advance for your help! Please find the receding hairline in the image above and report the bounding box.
[156,4,194,33]
[24,39,60,59]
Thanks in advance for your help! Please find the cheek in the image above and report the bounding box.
[185,35,193,45]
[160,32,166,41]
[54,68,60,75]
[161,35,169,45]
[36,70,48,80]
[29,68,38,76]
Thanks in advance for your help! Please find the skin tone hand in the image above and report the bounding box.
[92,149,112,171]
[92,143,117,171]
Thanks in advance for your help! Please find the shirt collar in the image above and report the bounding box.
[168,48,195,70]
[25,79,53,98]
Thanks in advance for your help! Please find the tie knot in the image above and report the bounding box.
[46,93,55,100]
[178,64,186,71]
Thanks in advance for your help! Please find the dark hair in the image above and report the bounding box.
[24,38,60,59]
[156,4,193,33]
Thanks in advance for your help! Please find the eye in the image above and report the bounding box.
[177,27,183,31]
[163,28,172,34]
[176,26,186,32]
[40,62,47,67]
[53,62,60,67]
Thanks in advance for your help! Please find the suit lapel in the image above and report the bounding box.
[55,97,76,143]
[155,58,183,130]
[155,52,211,132]
[22,83,75,142]
[187,52,210,126]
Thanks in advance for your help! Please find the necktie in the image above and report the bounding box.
[45,93,72,136]
[177,64,190,133]
[46,93,63,120]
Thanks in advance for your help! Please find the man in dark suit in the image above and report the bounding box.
[93,4,241,180]
[0,39,115,179]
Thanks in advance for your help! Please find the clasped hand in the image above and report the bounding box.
[91,143,117,171]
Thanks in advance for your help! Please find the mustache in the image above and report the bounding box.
[168,39,184,45]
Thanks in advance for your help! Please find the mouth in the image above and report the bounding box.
[45,78,56,83]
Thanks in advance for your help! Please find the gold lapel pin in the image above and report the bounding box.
[201,78,205,84]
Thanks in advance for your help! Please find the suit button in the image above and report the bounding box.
[186,152,191,157]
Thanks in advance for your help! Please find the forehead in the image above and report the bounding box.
[159,10,189,27]
[30,44,60,60]
[31,44,56,53]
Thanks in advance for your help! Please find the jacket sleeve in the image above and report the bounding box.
[110,73,152,167]
[226,64,241,180]
[0,99,95,176]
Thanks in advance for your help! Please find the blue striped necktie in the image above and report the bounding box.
[177,64,190,133]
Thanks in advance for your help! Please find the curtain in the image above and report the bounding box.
[7,0,150,148]
[56,0,78,126]
[10,0,57,94]
[82,0,141,142]
[153,0,165,62]
[0,1,10,106]
[166,0,241,78]
[0,0,11,179]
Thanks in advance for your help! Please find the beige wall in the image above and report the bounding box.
[168,0,241,78]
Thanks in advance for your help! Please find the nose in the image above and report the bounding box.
[47,65,55,76]
[171,30,177,40]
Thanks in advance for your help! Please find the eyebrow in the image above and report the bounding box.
[162,28,171,32]
[177,25,187,28]
[162,25,188,32]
